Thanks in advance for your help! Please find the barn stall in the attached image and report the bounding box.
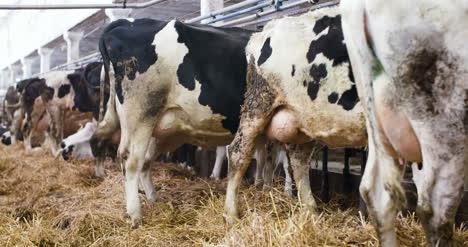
[0,0,467,246]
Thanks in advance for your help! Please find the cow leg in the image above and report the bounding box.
[45,105,64,157]
[359,136,405,247]
[410,123,465,247]
[288,142,320,215]
[120,125,153,228]
[139,137,158,202]
[253,140,266,187]
[95,156,106,177]
[225,58,278,222]
[225,126,262,223]
[279,147,293,196]
[263,142,275,190]
[211,146,227,180]
[262,141,274,190]
[343,148,352,194]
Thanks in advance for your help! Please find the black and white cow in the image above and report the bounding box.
[39,62,103,156]
[1,86,22,145]
[15,77,50,150]
[224,6,367,222]
[93,18,254,226]
[341,0,467,246]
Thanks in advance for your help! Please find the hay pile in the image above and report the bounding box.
[0,144,466,247]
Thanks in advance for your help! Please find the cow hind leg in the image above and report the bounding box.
[225,125,264,223]
[253,140,266,187]
[211,146,227,180]
[262,141,274,190]
[360,136,406,247]
[288,142,321,215]
[121,125,153,228]
[279,148,293,197]
[139,137,158,202]
[225,58,278,223]
[411,122,465,247]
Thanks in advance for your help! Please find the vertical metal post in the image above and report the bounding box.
[321,146,330,202]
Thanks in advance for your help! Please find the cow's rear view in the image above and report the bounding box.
[341,0,467,246]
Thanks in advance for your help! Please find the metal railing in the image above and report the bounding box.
[4,0,338,88]
[0,0,170,10]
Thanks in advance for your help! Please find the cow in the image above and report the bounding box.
[15,77,50,150]
[340,0,467,246]
[1,86,22,145]
[92,18,255,227]
[40,62,103,156]
[223,6,367,223]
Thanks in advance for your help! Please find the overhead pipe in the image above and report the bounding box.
[218,0,337,27]
[0,0,170,10]
[206,2,272,24]
[186,0,264,24]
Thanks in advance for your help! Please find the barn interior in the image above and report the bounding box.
[0,0,467,246]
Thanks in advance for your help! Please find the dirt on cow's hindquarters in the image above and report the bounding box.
[0,144,466,247]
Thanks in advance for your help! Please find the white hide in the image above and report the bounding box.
[245,6,366,148]
[341,1,467,246]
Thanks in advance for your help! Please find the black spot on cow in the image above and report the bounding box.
[174,21,254,133]
[257,37,272,66]
[309,63,327,83]
[42,86,55,102]
[304,63,327,101]
[58,84,71,98]
[313,15,332,34]
[307,80,320,101]
[43,87,55,102]
[177,55,196,90]
[306,15,349,67]
[337,84,359,110]
[347,63,355,82]
[328,92,339,103]
[99,19,167,104]
[291,65,296,77]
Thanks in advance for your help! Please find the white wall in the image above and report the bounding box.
[0,0,111,70]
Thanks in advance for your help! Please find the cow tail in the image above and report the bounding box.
[96,34,119,137]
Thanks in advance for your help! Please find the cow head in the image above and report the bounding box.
[1,131,11,145]
[60,121,96,160]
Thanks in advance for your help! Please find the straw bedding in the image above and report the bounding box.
[0,143,466,246]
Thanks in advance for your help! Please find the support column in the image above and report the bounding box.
[21,58,34,79]
[9,65,22,85]
[38,47,54,73]
[1,69,9,89]
[201,0,224,24]
[105,8,132,21]
[63,31,84,63]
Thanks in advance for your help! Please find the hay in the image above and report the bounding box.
[0,144,466,247]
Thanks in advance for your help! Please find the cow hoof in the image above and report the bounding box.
[145,196,160,206]
[262,184,272,191]
[122,211,130,219]
[223,213,240,225]
[131,218,143,229]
